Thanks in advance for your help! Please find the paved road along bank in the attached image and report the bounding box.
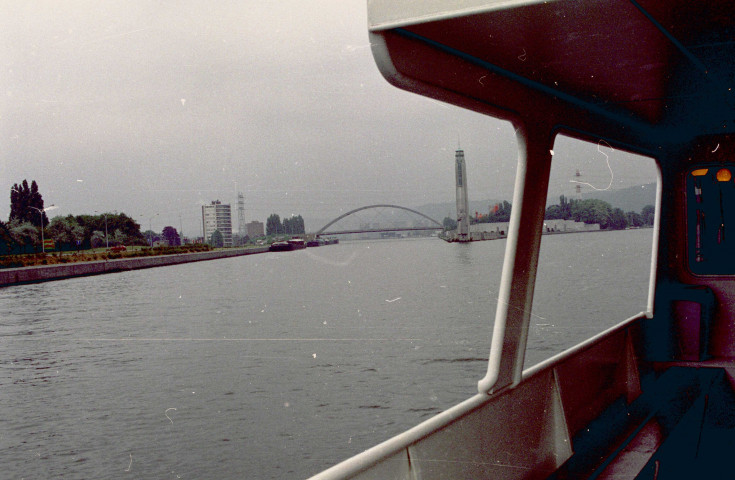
[0,247,270,287]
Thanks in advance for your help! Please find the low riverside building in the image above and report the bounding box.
[246,220,264,238]
[442,219,600,242]
[469,219,599,237]
[542,219,601,233]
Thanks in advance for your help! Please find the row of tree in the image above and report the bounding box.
[152,226,181,247]
[1,179,188,254]
[4,179,261,254]
[10,180,49,228]
[444,195,655,231]
[2,212,149,254]
[545,195,654,230]
[265,214,306,236]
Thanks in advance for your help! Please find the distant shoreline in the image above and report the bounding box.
[441,223,651,243]
[0,246,269,287]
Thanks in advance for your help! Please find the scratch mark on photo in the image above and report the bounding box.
[165,407,177,424]
[569,140,615,191]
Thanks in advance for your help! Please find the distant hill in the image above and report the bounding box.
[304,183,657,231]
[414,182,657,221]
[581,182,656,213]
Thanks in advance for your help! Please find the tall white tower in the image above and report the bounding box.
[237,192,246,237]
[455,148,470,240]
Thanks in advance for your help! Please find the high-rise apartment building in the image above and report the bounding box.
[237,192,246,236]
[202,200,233,247]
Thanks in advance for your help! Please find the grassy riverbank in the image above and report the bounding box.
[0,244,216,269]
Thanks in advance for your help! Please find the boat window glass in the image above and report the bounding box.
[526,134,658,368]
[687,165,735,274]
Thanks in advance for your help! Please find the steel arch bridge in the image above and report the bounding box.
[314,204,443,236]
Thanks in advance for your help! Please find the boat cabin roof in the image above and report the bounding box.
[369,0,735,152]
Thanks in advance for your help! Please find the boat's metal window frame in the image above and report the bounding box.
[546,130,661,319]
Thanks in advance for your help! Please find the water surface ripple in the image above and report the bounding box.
[2,231,651,479]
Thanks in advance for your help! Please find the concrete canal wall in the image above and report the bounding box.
[0,247,270,287]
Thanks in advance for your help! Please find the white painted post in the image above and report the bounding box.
[478,121,554,393]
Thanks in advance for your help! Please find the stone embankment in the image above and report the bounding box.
[0,247,269,287]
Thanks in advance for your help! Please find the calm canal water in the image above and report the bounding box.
[1,229,652,479]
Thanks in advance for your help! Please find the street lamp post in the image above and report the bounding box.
[94,211,109,248]
[29,205,57,253]
[147,214,158,247]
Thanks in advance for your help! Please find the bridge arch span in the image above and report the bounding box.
[315,204,443,235]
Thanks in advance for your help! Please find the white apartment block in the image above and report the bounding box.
[202,200,233,247]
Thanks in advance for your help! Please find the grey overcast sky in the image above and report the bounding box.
[2,1,656,236]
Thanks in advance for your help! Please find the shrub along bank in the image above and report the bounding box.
[0,244,212,269]
[0,245,269,286]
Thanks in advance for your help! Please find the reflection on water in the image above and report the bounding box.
[453,242,475,266]
[2,232,650,479]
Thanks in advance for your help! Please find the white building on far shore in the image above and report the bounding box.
[202,200,233,247]
[470,219,599,236]
[443,219,600,242]
[541,219,601,233]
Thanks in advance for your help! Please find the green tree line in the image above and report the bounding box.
[266,214,306,236]
[7,212,147,253]
[2,179,147,254]
[10,180,49,227]
[545,195,654,230]
[465,195,654,231]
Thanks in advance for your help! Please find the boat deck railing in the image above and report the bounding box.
[307,313,648,480]
[309,310,735,479]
